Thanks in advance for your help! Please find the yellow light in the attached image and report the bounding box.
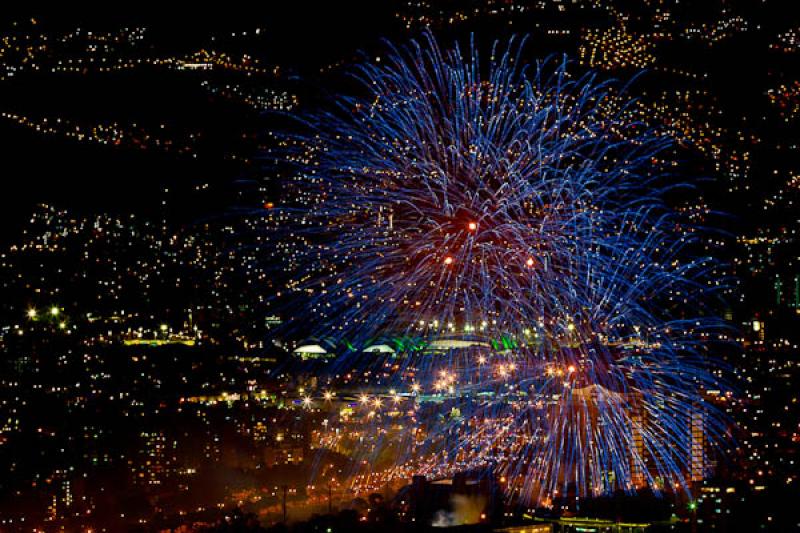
[526,258,534,267]
[444,256,454,265]
[50,306,60,317]
[324,391,333,401]
[468,222,477,231]
[27,308,37,319]
[160,324,168,332]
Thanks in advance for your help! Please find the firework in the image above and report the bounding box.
[270,32,730,504]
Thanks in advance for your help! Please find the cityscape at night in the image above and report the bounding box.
[1,2,800,532]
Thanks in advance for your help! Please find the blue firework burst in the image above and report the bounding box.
[268,31,731,504]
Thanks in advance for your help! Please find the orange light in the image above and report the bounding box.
[526,257,534,267]
[264,202,274,209]
[568,365,576,373]
[468,222,477,231]
[444,256,454,265]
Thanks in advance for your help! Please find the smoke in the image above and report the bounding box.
[431,494,486,527]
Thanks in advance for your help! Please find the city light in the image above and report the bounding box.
[0,4,794,531]
[275,30,729,505]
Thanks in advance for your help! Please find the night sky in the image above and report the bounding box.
[1,2,789,236]
[3,2,800,531]
[0,3,401,236]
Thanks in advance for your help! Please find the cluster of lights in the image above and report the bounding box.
[767,81,800,123]
[0,111,200,154]
[200,81,298,112]
[771,27,800,53]
[579,26,656,71]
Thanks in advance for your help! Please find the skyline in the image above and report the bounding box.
[1,2,800,532]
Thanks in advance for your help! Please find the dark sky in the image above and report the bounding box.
[0,1,795,241]
[0,3,402,239]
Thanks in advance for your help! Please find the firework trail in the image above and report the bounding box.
[269,31,730,504]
